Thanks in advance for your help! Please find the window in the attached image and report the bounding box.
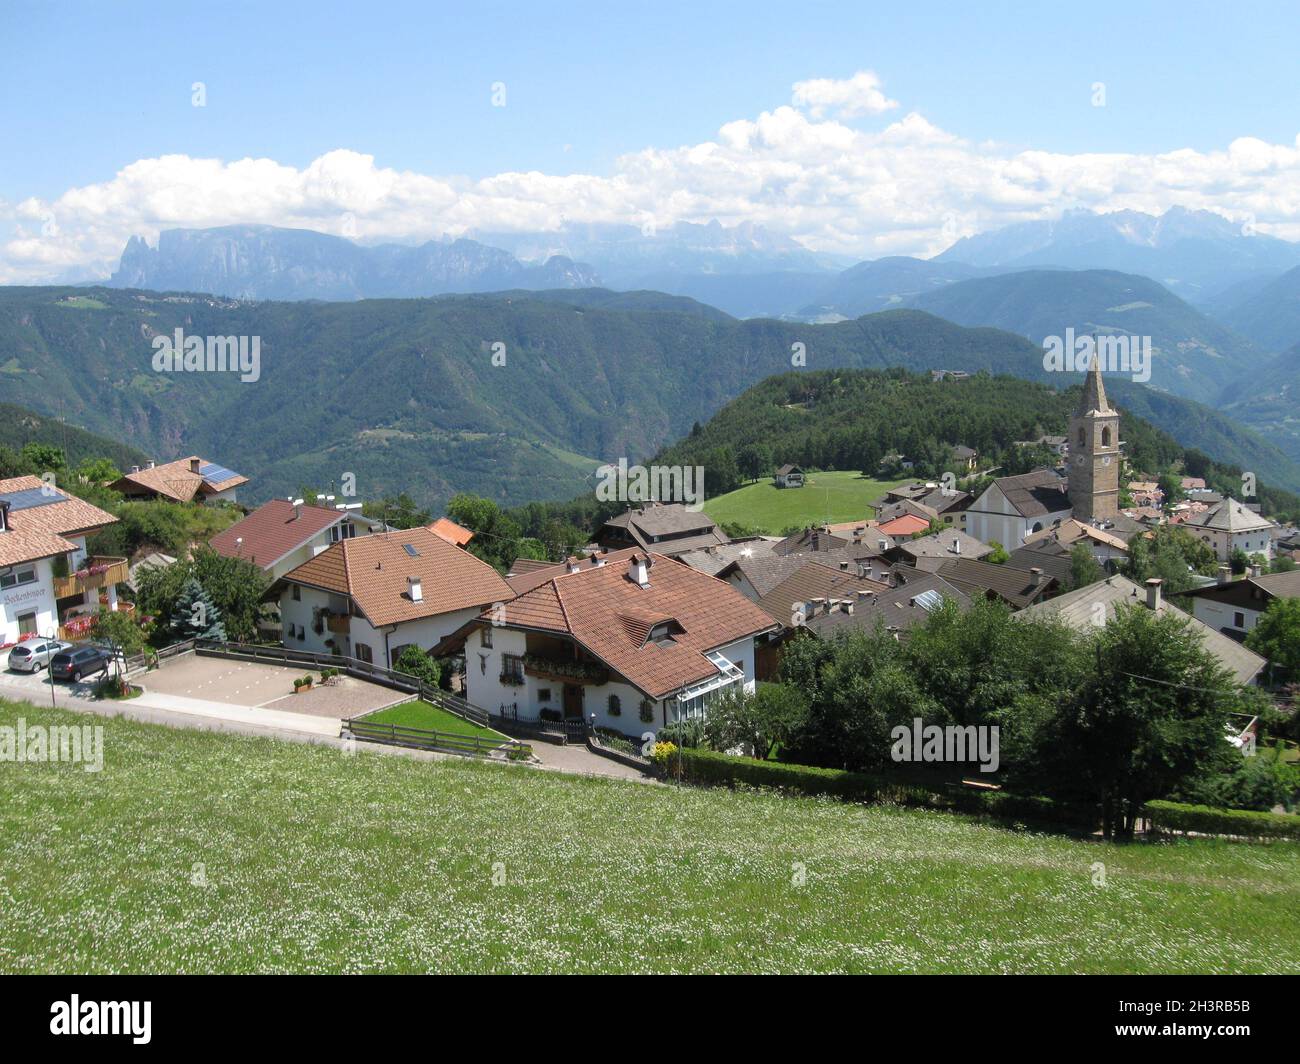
[291,584,301,601]
[500,653,524,685]
[331,522,357,543]
[538,688,551,702]
[1234,612,1245,629]
[639,699,654,723]
[0,564,37,589]
[355,643,373,664]
[390,644,411,666]
[481,626,493,648]
[608,694,621,716]
[17,611,37,636]
[1101,426,1111,447]
[1077,428,1086,448]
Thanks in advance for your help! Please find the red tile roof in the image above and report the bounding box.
[429,517,474,547]
[490,547,778,699]
[280,526,513,628]
[110,456,247,502]
[209,500,346,569]
[0,475,119,567]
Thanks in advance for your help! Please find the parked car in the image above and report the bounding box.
[6,639,69,673]
[49,644,114,683]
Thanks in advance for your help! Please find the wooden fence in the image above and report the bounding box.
[342,717,525,758]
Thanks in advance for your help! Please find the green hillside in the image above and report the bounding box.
[704,471,908,534]
[3,701,1295,974]
[0,401,150,472]
[1,285,1298,510]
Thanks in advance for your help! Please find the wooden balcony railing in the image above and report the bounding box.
[52,556,128,600]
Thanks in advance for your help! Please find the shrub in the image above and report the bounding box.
[393,645,442,689]
[1145,800,1300,841]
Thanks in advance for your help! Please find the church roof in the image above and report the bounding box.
[1076,355,1114,417]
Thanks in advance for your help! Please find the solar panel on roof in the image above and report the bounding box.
[0,486,65,511]
[911,589,944,612]
[198,462,240,483]
[403,543,420,557]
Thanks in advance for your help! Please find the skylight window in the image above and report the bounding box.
[403,543,420,557]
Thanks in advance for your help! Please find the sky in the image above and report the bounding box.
[2,0,1299,282]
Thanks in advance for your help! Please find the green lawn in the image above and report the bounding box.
[362,700,508,742]
[704,471,911,534]
[1,699,1296,973]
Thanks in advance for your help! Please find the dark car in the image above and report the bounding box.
[49,644,113,683]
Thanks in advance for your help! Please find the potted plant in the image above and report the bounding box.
[293,674,314,694]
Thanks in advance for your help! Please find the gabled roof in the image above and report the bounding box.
[877,513,933,537]
[0,475,119,567]
[1018,575,1265,686]
[1006,543,1076,586]
[774,464,803,476]
[1022,518,1130,553]
[978,469,1071,519]
[893,529,993,562]
[109,456,247,502]
[1183,497,1276,534]
[802,567,970,639]
[280,526,513,628]
[772,527,849,556]
[933,557,1058,609]
[675,539,776,577]
[757,560,889,628]
[429,517,474,547]
[600,503,721,551]
[470,548,779,699]
[209,499,348,570]
[1177,569,1300,603]
[717,546,891,597]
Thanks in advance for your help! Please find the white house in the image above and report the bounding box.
[274,526,513,668]
[964,470,1074,550]
[1174,568,1300,638]
[109,456,247,504]
[433,548,778,734]
[0,476,121,647]
[1181,497,1277,563]
[210,498,385,582]
[773,464,805,488]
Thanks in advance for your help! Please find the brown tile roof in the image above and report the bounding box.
[933,557,1058,609]
[803,568,971,638]
[988,469,1070,518]
[429,517,474,547]
[893,529,993,562]
[1022,518,1130,553]
[110,456,247,502]
[758,561,890,628]
[281,526,513,628]
[772,528,850,556]
[493,547,779,699]
[0,475,119,567]
[717,547,891,598]
[209,500,347,569]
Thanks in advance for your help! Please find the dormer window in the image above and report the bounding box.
[648,621,680,646]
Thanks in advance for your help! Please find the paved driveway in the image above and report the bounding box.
[141,653,403,716]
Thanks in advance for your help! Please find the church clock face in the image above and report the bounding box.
[1075,455,1085,465]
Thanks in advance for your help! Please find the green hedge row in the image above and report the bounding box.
[665,747,1098,829]
[1146,800,1300,840]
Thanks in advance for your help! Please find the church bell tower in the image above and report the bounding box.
[1068,352,1121,523]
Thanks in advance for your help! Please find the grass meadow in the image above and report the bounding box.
[704,471,909,534]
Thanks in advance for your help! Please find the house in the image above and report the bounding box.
[109,456,247,504]
[877,511,933,538]
[951,445,979,472]
[210,498,384,581]
[1126,480,1164,508]
[675,538,776,578]
[798,566,971,641]
[931,557,1059,609]
[0,476,122,646]
[1021,518,1132,566]
[716,546,893,602]
[870,482,970,527]
[1172,568,1300,640]
[885,529,993,570]
[1018,575,1266,686]
[773,464,805,488]
[1181,497,1277,562]
[433,549,778,733]
[1180,476,1208,491]
[1015,435,1068,456]
[274,526,514,667]
[755,560,889,631]
[964,469,1074,549]
[772,527,849,556]
[1006,542,1077,587]
[930,369,971,382]
[594,503,729,557]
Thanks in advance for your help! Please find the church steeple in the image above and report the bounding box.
[1067,344,1121,523]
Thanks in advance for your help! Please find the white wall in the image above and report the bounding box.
[1192,598,1262,635]
[0,557,59,645]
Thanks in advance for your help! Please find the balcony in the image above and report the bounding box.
[326,612,351,634]
[522,653,609,686]
[52,556,128,600]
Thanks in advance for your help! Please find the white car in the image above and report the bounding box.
[6,639,69,673]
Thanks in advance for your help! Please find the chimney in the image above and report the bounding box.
[566,556,580,574]
[953,537,961,556]
[630,554,649,588]
[130,464,140,474]
[840,600,854,615]
[1030,566,1045,587]
[1217,565,1231,585]
[592,555,606,568]
[292,498,304,520]
[407,575,423,603]
[0,500,8,533]
[147,460,156,470]
[878,538,887,551]
[189,457,201,474]
[1145,578,1162,612]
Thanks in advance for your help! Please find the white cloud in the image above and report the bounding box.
[3,74,1300,283]
[791,71,899,118]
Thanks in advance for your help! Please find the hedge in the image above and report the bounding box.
[1145,800,1300,841]
[662,747,1098,829]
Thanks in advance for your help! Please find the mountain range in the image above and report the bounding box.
[2,286,1298,511]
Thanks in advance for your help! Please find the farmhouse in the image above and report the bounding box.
[872,482,971,528]
[1172,568,1300,639]
[109,456,247,504]
[274,526,513,667]
[210,498,384,580]
[773,463,805,488]
[594,502,729,557]
[433,548,778,732]
[0,476,121,646]
[1018,575,1266,686]
[1021,518,1132,566]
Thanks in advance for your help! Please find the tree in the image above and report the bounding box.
[1068,542,1103,590]
[985,540,1009,564]
[169,578,227,641]
[704,683,808,759]
[137,548,267,643]
[1034,604,1239,838]
[1246,598,1300,679]
[20,442,64,474]
[393,644,442,689]
[362,493,430,530]
[89,608,147,659]
[737,444,772,484]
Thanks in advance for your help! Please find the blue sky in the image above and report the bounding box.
[3,0,1299,280]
